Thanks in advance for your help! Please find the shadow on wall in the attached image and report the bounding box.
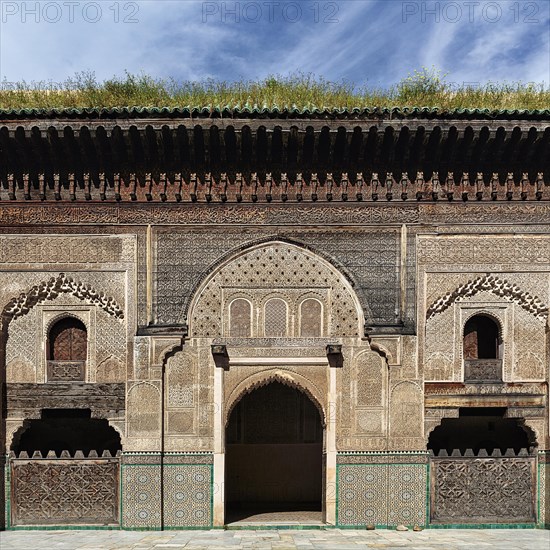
[11,409,122,457]
[428,408,537,455]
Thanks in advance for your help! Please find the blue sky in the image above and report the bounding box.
[1,1,549,88]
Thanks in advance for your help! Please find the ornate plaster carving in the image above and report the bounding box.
[427,275,548,321]
[1,273,124,331]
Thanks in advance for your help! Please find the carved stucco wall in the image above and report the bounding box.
[419,234,550,448]
[125,344,214,452]
[3,231,547,459]
[352,350,387,440]
[144,231,425,453]
[154,227,402,327]
[189,241,363,339]
[165,346,213,450]
[5,289,127,384]
[163,239,425,452]
[423,274,548,383]
[0,234,136,451]
[182,240,426,452]
[181,239,424,450]
[337,345,425,451]
[188,241,363,449]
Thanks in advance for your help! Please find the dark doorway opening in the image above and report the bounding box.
[11,408,122,457]
[428,408,536,455]
[225,382,323,524]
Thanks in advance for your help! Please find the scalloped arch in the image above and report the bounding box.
[462,310,504,341]
[43,311,88,338]
[426,275,548,321]
[225,369,326,427]
[1,273,124,332]
[426,412,539,450]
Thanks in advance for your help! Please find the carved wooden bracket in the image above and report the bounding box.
[211,344,229,370]
[326,344,343,368]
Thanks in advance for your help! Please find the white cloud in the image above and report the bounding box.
[1,1,548,88]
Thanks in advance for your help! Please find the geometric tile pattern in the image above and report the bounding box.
[121,460,212,529]
[338,465,388,526]
[121,465,162,529]
[337,462,427,527]
[387,465,427,526]
[163,465,212,528]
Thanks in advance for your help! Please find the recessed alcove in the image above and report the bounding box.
[11,409,122,457]
[428,408,536,455]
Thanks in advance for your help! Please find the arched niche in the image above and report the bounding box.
[264,298,288,337]
[462,312,503,383]
[189,241,364,338]
[229,298,252,337]
[299,298,323,337]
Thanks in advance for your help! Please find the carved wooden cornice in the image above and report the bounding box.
[2,121,548,185]
[1,170,548,203]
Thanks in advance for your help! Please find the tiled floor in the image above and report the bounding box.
[0,528,549,549]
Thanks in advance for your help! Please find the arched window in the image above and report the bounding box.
[463,314,502,382]
[47,317,87,381]
[463,315,500,359]
[264,299,287,337]
[229,299,252,337]
[300,299,322,337]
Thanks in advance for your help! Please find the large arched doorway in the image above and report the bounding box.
[225,382,324,523]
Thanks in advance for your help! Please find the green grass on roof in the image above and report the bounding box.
[0,68,548,111]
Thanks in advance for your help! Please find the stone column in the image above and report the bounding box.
[325,365,337,525]
[213,360,225,526]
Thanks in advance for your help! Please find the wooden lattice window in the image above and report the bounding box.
[264,299,287,337]
[300,299,322,337]
[229,299,252,337]
[47,317,87,381]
